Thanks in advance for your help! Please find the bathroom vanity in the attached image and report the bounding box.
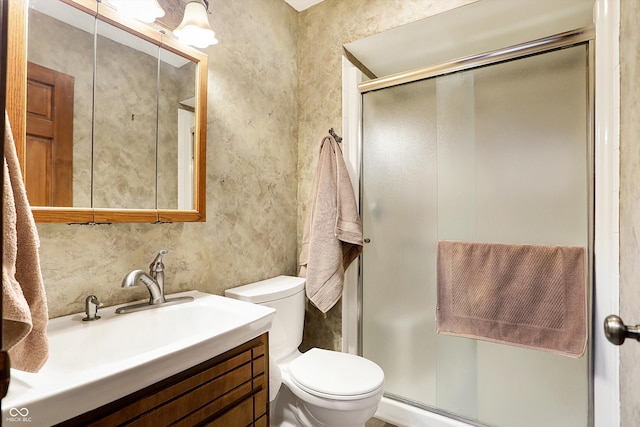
[1,291,275,427]
[59,334,269,426]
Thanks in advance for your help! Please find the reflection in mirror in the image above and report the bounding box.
[26,0,95,207]
[157,47,196,210]
[93,19,159,210]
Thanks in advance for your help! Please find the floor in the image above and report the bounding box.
[366,418,398,427]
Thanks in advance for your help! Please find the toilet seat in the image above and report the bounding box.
[288,348,384,401]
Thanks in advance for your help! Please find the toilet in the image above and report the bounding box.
[225,276,384,427]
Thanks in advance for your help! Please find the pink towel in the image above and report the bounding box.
[2,111,49,372]
[437,240,587,357]
[299,135,362,314]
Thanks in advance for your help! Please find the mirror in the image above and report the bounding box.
[158,47,197,211]
[93,18,159,210]
[21,0,207,223]
[26,0,94,209]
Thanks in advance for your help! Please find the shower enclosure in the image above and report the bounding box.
[359,33,593,427]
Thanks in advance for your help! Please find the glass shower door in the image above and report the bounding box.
[361,77,439,406]
[361,44,590,427]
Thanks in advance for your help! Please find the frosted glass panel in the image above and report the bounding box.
[362,79,438,405]
[361,44,590,427]
[471,46,588,427]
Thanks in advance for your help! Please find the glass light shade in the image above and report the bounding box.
[110,0,165,23]
[173,2,219,48]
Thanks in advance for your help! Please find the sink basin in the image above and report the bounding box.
[1,290,275,427]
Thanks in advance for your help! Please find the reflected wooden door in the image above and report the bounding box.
[26,61,73,206]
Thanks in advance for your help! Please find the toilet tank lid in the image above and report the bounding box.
[224,275,305,303]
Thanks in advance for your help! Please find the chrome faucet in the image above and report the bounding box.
[121,270,166,305]
[115,250,193,314]
[82,295,103,321]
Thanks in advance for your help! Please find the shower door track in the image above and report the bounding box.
[358,26,594,94]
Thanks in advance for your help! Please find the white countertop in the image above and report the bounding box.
[1,291,275,427]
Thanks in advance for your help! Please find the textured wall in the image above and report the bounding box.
[296,0,476,352]
[620,1,640,425]
[38,0,299,318]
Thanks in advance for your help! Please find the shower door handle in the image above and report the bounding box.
[604,315,640,345]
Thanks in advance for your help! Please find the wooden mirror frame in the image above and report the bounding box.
[7,0,207,223]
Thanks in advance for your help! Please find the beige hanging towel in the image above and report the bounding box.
[299,134,362,314]
[2,111,49,372]
[437,240,587,357]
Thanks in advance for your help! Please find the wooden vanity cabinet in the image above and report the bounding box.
[57,334,269,427]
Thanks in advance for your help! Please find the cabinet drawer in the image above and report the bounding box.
[129,364,253,426]
[205,398,253,427]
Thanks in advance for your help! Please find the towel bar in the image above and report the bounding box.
[604,315,640,345]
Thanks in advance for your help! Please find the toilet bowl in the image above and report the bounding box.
[225,276,384,427]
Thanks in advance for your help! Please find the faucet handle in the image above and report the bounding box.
[149,249,168,272]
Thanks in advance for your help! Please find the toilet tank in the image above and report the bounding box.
[225,276,306,362]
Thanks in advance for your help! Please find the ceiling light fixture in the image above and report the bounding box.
[173,0,219,49]
[109,0,166,24]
